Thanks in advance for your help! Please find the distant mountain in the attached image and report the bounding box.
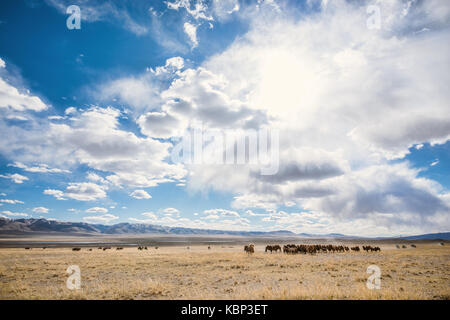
[399,232,450,241]
[0,218,298,237]
[1,218,448,240]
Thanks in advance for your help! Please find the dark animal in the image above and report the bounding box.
[208,246,211,250]
[351,246,360,252]
[25,247,31,250]
[272,245,282,252]
[411,244,416,248]
[244,244,255,254]
[116,247,123,250]
[72,248,81,251]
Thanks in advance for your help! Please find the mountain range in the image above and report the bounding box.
[0,217,449,240]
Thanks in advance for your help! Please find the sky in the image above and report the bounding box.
[0,0,449,237]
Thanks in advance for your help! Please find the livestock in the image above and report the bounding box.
[244,244,255,254]
[266,245,281,253]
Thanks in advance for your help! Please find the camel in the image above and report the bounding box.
[244,244,255,254]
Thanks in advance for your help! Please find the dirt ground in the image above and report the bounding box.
[0,243,448,300]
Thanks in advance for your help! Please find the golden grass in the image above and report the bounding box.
[0,244,448,300]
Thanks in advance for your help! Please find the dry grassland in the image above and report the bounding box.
[0,244,448,300]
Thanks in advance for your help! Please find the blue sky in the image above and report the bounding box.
[0,0,449,237]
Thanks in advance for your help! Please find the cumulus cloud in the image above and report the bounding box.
[8,162,70,174]
[0,199,24,204]
[0,78,47,112]
[129,210,253,231]
[1,210,28,217]
[212,0,240,21]
[175,0,450,234]
[129,190,152,200]
[137,111,181,139]
[162,207,180,216]
[1,106,186,188]
[32,207,49,214]
[0,0,449,236]
[0,173,29,184]
[85,207,108,214]
[96,75,159,112]
[203,208,240,217]
[183,22,198,48]
[44,182,107,201]
[83,214,118,224]
[167,0,213,21]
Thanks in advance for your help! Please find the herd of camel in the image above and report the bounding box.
[244,244,381,254]
[22,242,445,252]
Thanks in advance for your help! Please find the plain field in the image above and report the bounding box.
[0,243,449,300]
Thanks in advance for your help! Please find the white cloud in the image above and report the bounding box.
[1,210,28,217]
[172,0,450,234]
[212,0,240,21]
[431,159,439,167]
[2,106,186,188]
[1,0,449,236]
[85,207,108,214]
[83,214,118,224]
[0,199,24,204]
[162,207,180,216]
[32,207,49,214]
[152,57,185,75]
[0,173,29,184]
[8,162,70,174]
[0,58,5,68]
[65,107,77,115]
[203,208,240,217]
[184,22,198,48]
[167,0,213,21]
[44,182,107,201]
[96,75,158,112]
[0,78,47,112]
[43,189,66,200]
[142,211,157,219]
[129,211,158,223]
[86,172,107,184]
[137,111,180,139]
[129,190,152,200]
